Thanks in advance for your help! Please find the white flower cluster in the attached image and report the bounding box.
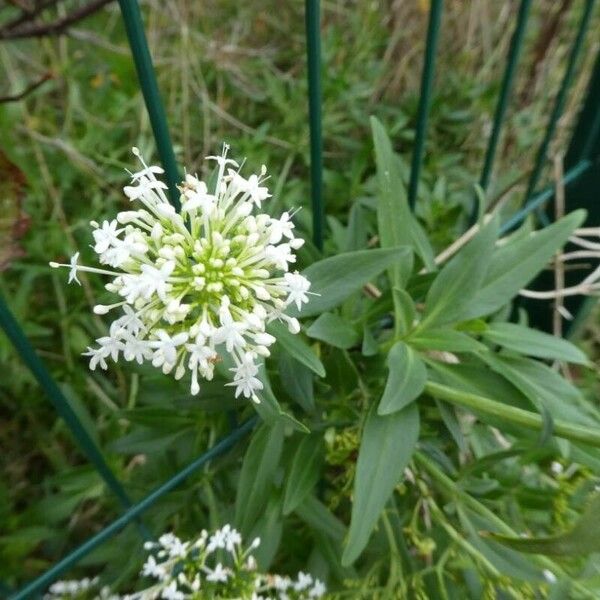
[43,577,117,600]
[50,146,311,401]
[45,526,326,600]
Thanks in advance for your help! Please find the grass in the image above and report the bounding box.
[1,0,599,588]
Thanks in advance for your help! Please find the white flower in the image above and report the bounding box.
[245,174,271,207]
[111,305,145,336]
[83,345,108,370]
[142,554,168,581]
[149,330,188,371]
[264,243,295,271]
[214,300,247,352]
[207,527,227,553]
[273,575,292,591]
[310,580,327,598]
[283,271,311,310]
[161,581,184,600]
[68,252,81,285]
[93,220,123,254]
[123,334,151,364]
[206,562,229,583]
[294,572,313,591]
[181,178,216,214]
[223,524,242,553]
[268,211,295,244]
[49,146,311,399]
[228,352,263,400]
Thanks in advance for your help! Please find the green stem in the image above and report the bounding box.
[415,452,597,599]
[425,381,600,447]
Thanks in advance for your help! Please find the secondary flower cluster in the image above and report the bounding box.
[44,526,326,600]
[50,147,311,401]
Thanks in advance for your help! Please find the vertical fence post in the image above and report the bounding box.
[118,0,180,210]
[407,0,443,210]
[523,0,596,204]
[305,0,324,250]
[478,0,532,197]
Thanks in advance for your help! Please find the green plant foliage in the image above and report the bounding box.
[377,341,426,415]
[342,403,420,566]
[488,494,600,556]
[3,3,600,596]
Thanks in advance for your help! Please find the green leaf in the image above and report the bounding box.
[248,494,283,569]
[460,510,543,581]
[279,353,315,412]
[283,434,323,515]
[306,312,360,349]
[371,116,435,274]
[482,322,587,364]
[269,320,325,377]
[465,210,586,319]
[342,402,420,565]
[371,116,414,287]
[378,341,427,415]
[295,495,347,542]
[408,328,486,353]
[422,216,498,328]
[361,325,378,357]
[235,423,285,533]
[393,287,416,336]
[254,366,310,432]
[436,400,468,454]
[290,247,412,318]
[486,493,600,556]
[482,354,596,427]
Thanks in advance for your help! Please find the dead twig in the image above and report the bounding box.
[0,71,52,103]
[1,0,60,32]
[0,0,113,40]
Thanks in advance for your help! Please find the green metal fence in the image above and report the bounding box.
[2,0,600,596]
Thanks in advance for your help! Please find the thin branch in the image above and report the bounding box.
[0,0,113,39]
[1,0,60,32]
[0,71,52,103]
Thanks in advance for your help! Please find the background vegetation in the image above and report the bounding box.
[1,0,600,592]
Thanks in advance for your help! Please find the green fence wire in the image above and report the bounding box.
[117,0,180,209]
[479,0,532,196]
[408,0,443,209]
[305,0,324,250]
[10,418,257,600]
[3,0,600,596]
[0,294,136,514]
[524,0,596,203]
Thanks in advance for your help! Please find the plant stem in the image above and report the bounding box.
[425,381,600,447]
[415,452,596,599]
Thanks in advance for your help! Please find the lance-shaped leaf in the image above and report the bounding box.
[269,320,325,377]
[290,247,411,318]
[306,312,360,349]
[422,215,498,328]
[235,422,285,533]
[485,494,600,556]
[378,341,427,415]
[464,210,586,320]
[342,402,420,565]
[371,116,435,278]
[283,433,323,515]
[408,328,486,353]
[482,322,587,365]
